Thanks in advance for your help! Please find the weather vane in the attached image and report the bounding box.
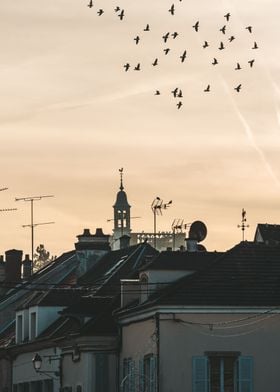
[237,208,249,241]
[119,168,124,190]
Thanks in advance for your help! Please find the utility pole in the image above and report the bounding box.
[151,197,172,249]
[15,195,54,263]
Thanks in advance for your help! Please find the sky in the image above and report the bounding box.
[0,0,279,257]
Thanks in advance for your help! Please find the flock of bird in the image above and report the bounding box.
[86,2,259,109]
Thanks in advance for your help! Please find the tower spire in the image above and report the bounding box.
[119,167,124,191]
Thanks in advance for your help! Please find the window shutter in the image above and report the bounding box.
[237,356,253,392]
[139,359,145,392]
[192,356,209,392]
[150,356,157,392]
[129,360,136,392]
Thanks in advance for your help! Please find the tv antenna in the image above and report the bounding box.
[0,187,17,213]
[15,195,54,263]
[237,208,249,241]
[151,197,172,249]
[171,219,189,250]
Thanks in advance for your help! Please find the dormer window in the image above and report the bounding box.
[30,311,37,340]
[140,273,149,303]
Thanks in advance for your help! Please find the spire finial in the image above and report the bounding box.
[119,168,124,190]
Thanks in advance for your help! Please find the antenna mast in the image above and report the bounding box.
[151,197,172,249]
[237,208,249,241]
[15,195,54,263]
[0,187,17,213]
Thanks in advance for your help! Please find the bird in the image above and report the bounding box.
[123,63,130,71]
[144,24,150,31]
[203,41,209,48]
[212,58,218,65]
[248,59,255,68]
[177,101,183,109]
[97,9,104,16]
[163,48,170,55]
[171,32,178,39]
[204,85,210,92]
[234,84,242,92]
[252,42,258,49]
[114,6,120,12]
[168,4,175,15]
[177,90,183,98]
[162,32,170,43]
[193,21,199,32]
[224,12,230,21]
[87,0,93,8]
[134,63,141,71]
[235,63,241,70]
[152,58,158,66]
[134,36,140,45]
[246,26,252,33]
[171,87,178,97]
[180,50,187,63]
[220,25,226,34]
[155,90,160,95]
[219,42,225,50]
[118,9,124,20]
[228,36,235,42]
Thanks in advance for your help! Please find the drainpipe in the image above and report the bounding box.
[155,313,160,392]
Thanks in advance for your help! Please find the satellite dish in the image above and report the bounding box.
[189,221,207,242]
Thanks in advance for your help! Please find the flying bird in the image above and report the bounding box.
[163,48,170,55]
[177,90,183,98]
[252,42,258,49]
[180,50,187,62]
[97,9,104,16]
[144,24,150,31]
[203,41,209,48]
[171,87,178,97]
[193,21,199,32]
[171,32,178,39]
[212,58,218,65]
[224,13,230,21]
[134,36,140,45]
[152,58,158,66]
[219,42,225,50]
[114,6,120,12]
[155,90,160,95]
[246,26,253,33]
[118,9,124,20]
[235,63,241,70]
[228,36,235,42]
[248,59,255,68]
[162,32,170,43]
[177,101,183,109]
[123,63,130,71]
[204,85,210,92]
[87,0,93,8]
[234,84,242,92]
[220,25,226,34]
[168,4,175,15]
[134,63,141,71]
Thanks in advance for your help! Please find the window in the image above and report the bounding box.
[16,315,23,343]
[95,354,109,392]
[30,312,36,340]
[192,354,253,392]
[139,355,157,392]
[122,358,135,392]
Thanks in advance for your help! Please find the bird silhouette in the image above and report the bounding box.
[162,32,170,43]
[180,50,187,63]
[114,6,120,12]
[248,59,255,68]
[204,85,210,92]
[203,41,209,48]
[220,25,226,34]
[124,63,130,71]
[118,9,124,20]
[212,58,218,65]
[134,36,140,45]
[171,32,178,39]
[177,101,183,109]
[97,9,104,16]
[252,42,258,49]
[228,36,235,42]
[152,58,158,66]
[134,63,141,71]
[177,89,183,98]
[87,0,93,8]
[163,48,170,55]
[234,84,242,92]
[193,21,199,32]
[219,42,225,50]
[224,13,230,21]
[155,90,160,95]
[144,24,150,31]
[171,87,178,97]
[235,63,241,70]
[246,26,252,33]
[168,4,175,15]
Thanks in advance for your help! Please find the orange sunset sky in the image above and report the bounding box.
[0,0,280,257]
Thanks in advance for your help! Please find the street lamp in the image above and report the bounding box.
[32,353,62,386]
[151,197,172,249]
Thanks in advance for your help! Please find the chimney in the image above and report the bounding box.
[185,238,198,252]
[0,255,5,282]
[5,249,23,284]
[22,254,32,280]
[119,235,131,249]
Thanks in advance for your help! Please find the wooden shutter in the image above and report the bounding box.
[237,356,253,392]
[129,360,136,392]
[150,356,157,392]
[192,356,209,392]
[139,359,145,392]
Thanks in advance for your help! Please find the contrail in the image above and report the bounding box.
[222,79,280,188]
